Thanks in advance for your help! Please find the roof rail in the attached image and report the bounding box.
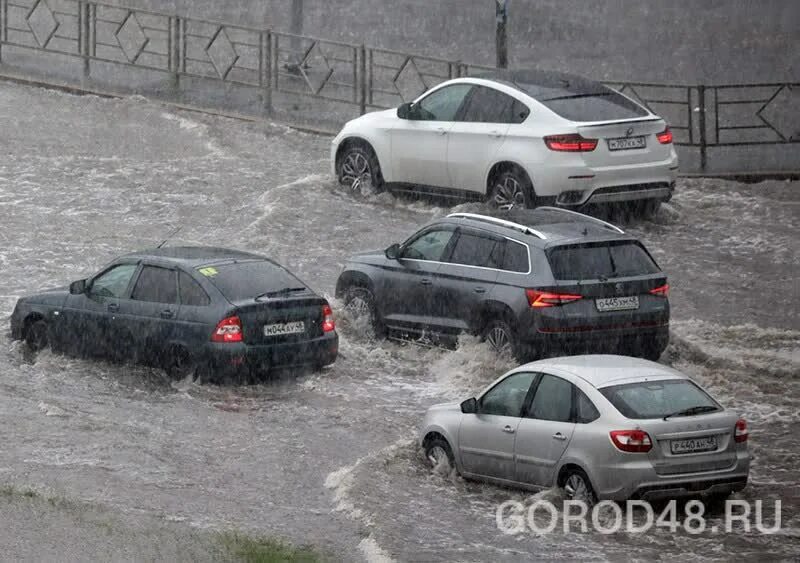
[536,207,625,234]
[446,212,547,240]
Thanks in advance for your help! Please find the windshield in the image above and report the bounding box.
[548,241,660,280]
[600,379,721,419]
[198,260,306,302]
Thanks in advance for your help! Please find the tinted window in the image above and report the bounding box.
[402,229,454,261]
[480,372,536,417]
[416,84,473,121]
[90,264,138,298]
[179,271,210,306]
[538,92,648,122]
[600,379,720,420]
[502,240,529,273]
[527,374,573,422]
[575,388,600,423]
[199,260,305,302]
[461,86,529,124]
[131,266,178,304]
[548,241,660,281]
[447,232,503,268]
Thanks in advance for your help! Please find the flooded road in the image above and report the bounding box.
[1,82,798,560]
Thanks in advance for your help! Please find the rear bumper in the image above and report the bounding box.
[529,149,679,204]
[204,332,339,376]
[520,323,669,357]
[593,451,750,501]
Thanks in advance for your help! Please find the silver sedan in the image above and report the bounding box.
[419,355,750,502]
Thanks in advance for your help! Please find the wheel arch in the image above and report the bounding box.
[22,312,46,338]
[471,299,517,334]
[485,160,536,198]
[421,427,461,469]
[555,459,598,492]
[335,270,375,299]
[335,136,387,182]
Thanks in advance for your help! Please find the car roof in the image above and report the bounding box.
[120,246,268,267]
[519,354,687,389]
[436,208,631,247]
[473,69,609,100]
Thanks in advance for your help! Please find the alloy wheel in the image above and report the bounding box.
[341,152,373,192]
[492,176,526,209]
[487,326,512,354]
[565,473,592,503]
[427,445,450,469]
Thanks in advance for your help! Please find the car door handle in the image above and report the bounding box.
[160,309,174,319]
[107,303,119,313]
[502,425,515,434]
[435,127,448,136]
[552,433,567,441]
[420,279,432,286]
[488,130,503,138]
[473,287,486,294]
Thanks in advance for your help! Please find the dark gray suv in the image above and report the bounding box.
[335,208,669,361]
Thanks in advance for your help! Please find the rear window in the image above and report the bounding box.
[599,379,720,419]
[537,91,648,121]
[548,241,660,281]
[198,260,305,302]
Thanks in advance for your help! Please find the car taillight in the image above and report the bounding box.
[526,289,582,308]
[734,418,748,443]
[649,283,670,297]
[322,304,335,333]
[544,134,598,152]
[610,430,652,453]
[212,315,243,343]
[656,126,673,144]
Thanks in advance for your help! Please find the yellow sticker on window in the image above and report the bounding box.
[198,267,218,277]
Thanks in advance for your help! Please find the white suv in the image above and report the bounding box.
[331,70,679,212]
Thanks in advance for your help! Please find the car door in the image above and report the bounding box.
[390,83,473,187]
[379,226,456,331]
[458,371,537,481]
[514,373,577,487]
[174,269,214,348]
[117,264,180,364]
[432,227,503,334]
[446,85,525,192]
[63,262,139,357]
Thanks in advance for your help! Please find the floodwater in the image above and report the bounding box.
[0,82,798,561]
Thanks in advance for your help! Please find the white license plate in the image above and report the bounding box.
[671,436,718,454]
[607,135,646,151]
[263,321,305,336]
[595,296,639,312]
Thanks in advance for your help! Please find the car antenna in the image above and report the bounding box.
[156,226,183,249]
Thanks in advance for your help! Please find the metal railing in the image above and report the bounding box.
[0,0,797,170]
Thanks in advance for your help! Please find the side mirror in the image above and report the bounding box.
[460,397,478,414]
[397,102,413,120]
[385,243,400,260]
[69,279,87,295]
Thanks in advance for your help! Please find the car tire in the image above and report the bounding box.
[563,468,597,506]
[640,338,667,362]
[483,318,520,360]
[164,345,196,381]
[338,143,384,194]
[343,286,386,337]
[488,169,535,210]
[424,436,455,473]
[25,319,49,353]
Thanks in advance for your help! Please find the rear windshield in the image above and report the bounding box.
[536,91,649,121]
[599,379,720,419]
[548,241,660,281]
[197,260,305,302]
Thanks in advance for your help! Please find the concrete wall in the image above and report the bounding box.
[107,0,799,83]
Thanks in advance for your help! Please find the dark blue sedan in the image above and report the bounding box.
[10,247,338,382]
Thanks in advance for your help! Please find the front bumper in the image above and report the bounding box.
[204,332,339,377]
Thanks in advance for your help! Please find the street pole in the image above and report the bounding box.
[290,0,303,67]
[495,0,508,68]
